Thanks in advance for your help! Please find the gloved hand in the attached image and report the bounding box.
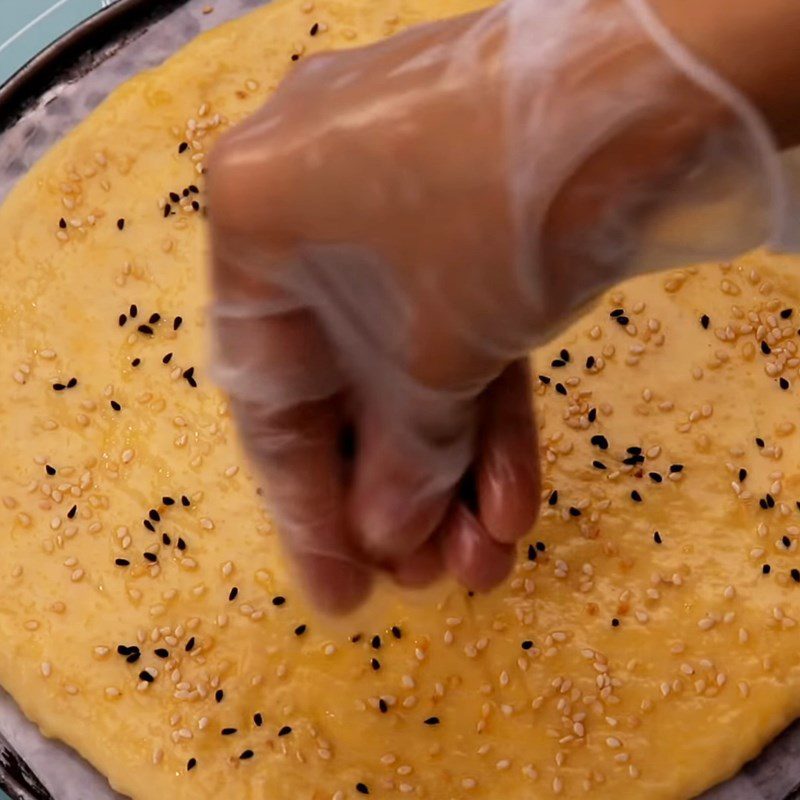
[208,0,790,612]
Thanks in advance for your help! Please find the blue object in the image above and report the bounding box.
[0,0,121,86]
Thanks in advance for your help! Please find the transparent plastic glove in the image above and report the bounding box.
[208,0,791,611]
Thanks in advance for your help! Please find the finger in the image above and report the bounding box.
[475,359,540,544]
[235,394,372,614]
[349,395,475,563]
[440,503,515,592]
[390,539,445,588]
[209,243,369,612]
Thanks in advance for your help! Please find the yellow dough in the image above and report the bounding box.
[1,1,800,798]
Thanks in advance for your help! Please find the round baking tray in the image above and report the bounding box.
[1,2,800,799]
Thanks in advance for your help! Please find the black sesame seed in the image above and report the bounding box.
[174,316,183,330]
[154,648,169,658]
[182,188,190,197]
[162,352,173,364]
[780,377,790,390]
[117,218,125,230]
[117,644,134,656]
[792,569,800,583]
[379,699,388,713]
[163,204,172,218]
[551,359,566,368]
[229,587,239,601]
[191,200,200,212]
[115,558,130,567]
[631,490,642,502]
[593,460,607,470]
[585,356,596,370]
[131,358,141,367]
[622,456,644,466]
[177,538,187,550]
[756,437,765,448]
[370,658,381,671]
[653,531,662,544]
[149,509,161,522]
[649,472,663,483]
[616,316,629,326]
[538,375,551,385]
[221,728,237,736]
[591,435,609,450]
[356,784,369,795]
[627,446,642,455]
[291,54,300,61]
[67,377,77,388]
[163,496,175,505]
[783,535,792,548]
[254,713,263,727]
[162,533,171,546]
[548,490,558,506]
[52,383,66,391]
[760,498,769,510]
[186,758,196,771]
[179,142,189,154]
[391,626,402,639]
[555,383,567,395]
[424,717,440,726]
[143,519,155,532]
[126,652,140,664]
[118,313,127,326]
[568,507,581,517]
[169,191,180,202]
[185,637,195,652]
[310,22,319,34]
[767,493,776,508]
[371,635,381,649]
[129,304,138,318]
[143,552,158,563]
[139,670,154,683]
[669,464,684,473]
[110,400,122,411]
[521,640,533,650]
[215,689,224,702]
[781,308,793,319]
[610,309,624,318]
[536,541,546,552]
[700,314,710,329]
[527,544,537,561]
[137,324,154,335]
[294,624,307,636]
[587,408,597,422]
[67,504,77,519]
[278,725,293,736]
[58,218,67,229]
[739,468,748,482]
[761,341,772,355]
[239,750,254,760]
[560,349,570,362]
[351,634,363,643]
[189,185,199,194]
[149,313,161,325]
[272,596,286,606]
[45,464,56,476]
[763,564,772,574]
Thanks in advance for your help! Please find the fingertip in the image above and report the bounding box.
[390,540,445,588]
[294,553,373,614]
[441,504,515,592]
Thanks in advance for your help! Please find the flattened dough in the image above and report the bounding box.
[1,1,800,798]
